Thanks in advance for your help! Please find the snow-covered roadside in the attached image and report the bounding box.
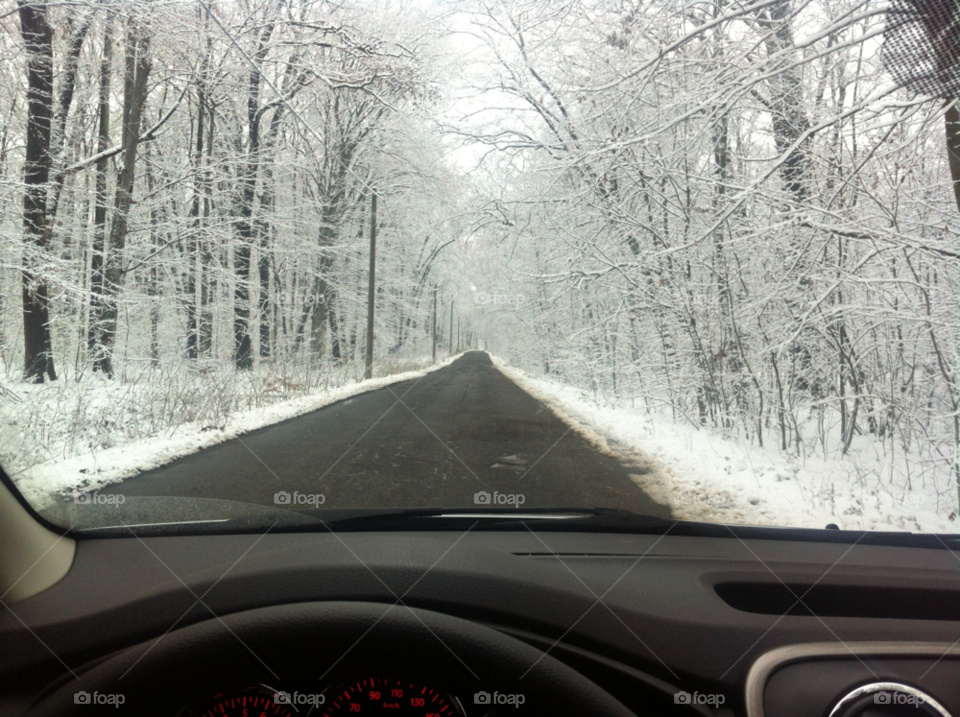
[489,355,958,532]
[11,354,465,510]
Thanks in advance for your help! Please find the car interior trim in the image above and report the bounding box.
[745,642,960,717]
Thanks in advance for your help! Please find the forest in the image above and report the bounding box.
[1,0,959,517]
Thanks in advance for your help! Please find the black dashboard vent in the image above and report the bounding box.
[715,582,960,621]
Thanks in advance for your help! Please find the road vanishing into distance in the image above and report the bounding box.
[102,351,671,517]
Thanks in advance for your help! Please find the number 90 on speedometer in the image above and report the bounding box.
[323,677,462,716]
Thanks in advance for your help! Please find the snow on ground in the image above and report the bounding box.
[490,355,959,533]
[6,354,464,510]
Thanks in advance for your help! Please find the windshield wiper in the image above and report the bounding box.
[286,505,599,527]
[273,506,673,532]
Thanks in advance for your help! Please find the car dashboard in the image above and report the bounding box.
[2,529,960,716]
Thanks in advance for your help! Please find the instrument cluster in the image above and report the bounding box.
[179,676,468,716]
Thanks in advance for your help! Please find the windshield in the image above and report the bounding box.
[1,0,958,535]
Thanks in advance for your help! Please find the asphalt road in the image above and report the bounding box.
[101,351,670,516]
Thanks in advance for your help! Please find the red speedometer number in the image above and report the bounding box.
[323,677,458,716]
[200,693,294,717]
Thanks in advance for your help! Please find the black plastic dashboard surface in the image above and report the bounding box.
[2,531,960,714]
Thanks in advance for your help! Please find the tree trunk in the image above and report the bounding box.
[185,89,205,359]
[95,21,152,377]
[46,10,91,221]
[947,101,960,213]
[944,99,960,507]
[257,194,273,358]
[304,201,342,359]
[232,25,275,370]
[760,0,812,206]
[145,153,161,365]
[199,98,215,357]
[759,0,820,402]
[233,189,254,370]
[254,67,298,361]
[88,19,112,369]
[18,2,57,383]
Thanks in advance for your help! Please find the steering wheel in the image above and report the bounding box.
[29,601,636,716]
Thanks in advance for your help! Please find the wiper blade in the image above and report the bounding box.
[280,506,675,532]
[61,494,309,535]
[291,505,596,526]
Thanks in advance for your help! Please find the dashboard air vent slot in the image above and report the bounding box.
[715,582,960,621]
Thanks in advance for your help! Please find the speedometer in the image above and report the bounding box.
[198,693,295,716]
[323,677,462,716]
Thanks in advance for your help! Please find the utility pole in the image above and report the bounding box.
[457,317,461,352]
[364,191,377,379]
[431,286,437,362]
[449,300,454,354]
